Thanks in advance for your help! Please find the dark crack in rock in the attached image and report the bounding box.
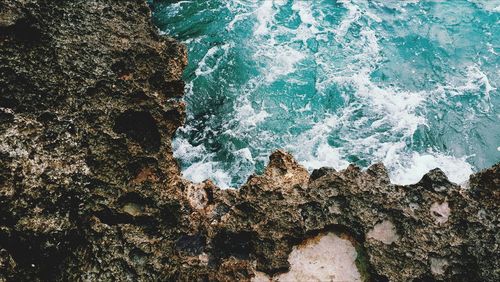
[0,0,498,281]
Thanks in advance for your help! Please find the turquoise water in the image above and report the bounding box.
[152,0,500,188]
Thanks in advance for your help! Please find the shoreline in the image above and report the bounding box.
[0,1,498,280]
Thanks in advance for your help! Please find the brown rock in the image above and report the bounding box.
[0,0,498,281]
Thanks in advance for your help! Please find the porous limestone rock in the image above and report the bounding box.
[273,232,361,282]
[0,0,498,281]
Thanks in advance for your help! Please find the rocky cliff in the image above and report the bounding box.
[0,1,498,281]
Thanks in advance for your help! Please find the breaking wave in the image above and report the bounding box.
[153,0,499,188]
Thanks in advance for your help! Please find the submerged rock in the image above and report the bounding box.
[0,0,498,281]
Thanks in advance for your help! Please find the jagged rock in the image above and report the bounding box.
[0,0,498,281]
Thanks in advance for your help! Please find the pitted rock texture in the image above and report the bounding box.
[0,0,499,281]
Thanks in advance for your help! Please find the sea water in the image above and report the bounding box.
[152,0,500,188]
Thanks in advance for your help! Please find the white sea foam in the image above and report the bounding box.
[468,0,500,12]
[259,47,306,83]
[172,0,483,189]
[286,115,350,171]
[389,152,474,185]
[160,0,189,17]
[236,101,270,128]
[335,0,362,38]
[183,161,232,188]
[446,65,495,99]
[172,137,205,164]
[283,0,474,187]
[235,148,254,163]
[195,43,232,77]
[254,0,287,36]
[291,1,319,28]
[174,132,233,188]
[436,64,496,114]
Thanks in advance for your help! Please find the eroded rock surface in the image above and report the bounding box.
[253,232,362,282]
[0,0,498,281]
